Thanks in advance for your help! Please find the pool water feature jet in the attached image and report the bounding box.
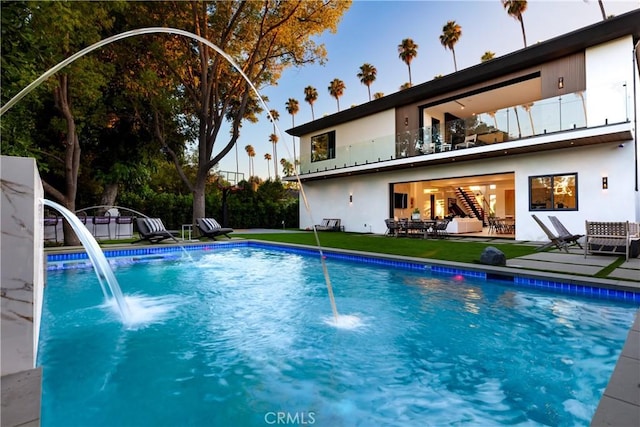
[3,27,341,322]
[43,199,132,323]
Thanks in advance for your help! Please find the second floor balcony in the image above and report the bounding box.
[298,82,632,178]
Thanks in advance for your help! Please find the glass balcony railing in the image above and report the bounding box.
[298,82,630,175]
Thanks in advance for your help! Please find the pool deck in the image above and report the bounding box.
[11,231,638,426]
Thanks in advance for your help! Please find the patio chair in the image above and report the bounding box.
[548,216,583,249]
[531,214,575,253]
[429,219,450,239]
[315,218,342,231]
[384,218,401,237]
[134,217,180,244]
[196,218,234,240]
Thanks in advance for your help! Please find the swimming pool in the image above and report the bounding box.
[39,243,638,426]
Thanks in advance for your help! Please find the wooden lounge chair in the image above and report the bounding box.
[314,218,342,231]
[548,216,583,249]
[196,218,234,240]
[531,214,576,253]
[134,217,180,244]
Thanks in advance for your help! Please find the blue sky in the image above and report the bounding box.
[217,0,640,181]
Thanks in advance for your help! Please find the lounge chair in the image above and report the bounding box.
[196,218,234,240]
[531,214,578,253]
[134,217,180,244]
[314,218,342,231]
[548,216,583,249]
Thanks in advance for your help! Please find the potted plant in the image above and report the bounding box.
[411,208,421,220]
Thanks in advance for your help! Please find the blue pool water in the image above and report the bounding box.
[39,245,637,426]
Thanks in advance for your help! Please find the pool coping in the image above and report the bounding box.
[43,239,640,425]
[46,239,640,300]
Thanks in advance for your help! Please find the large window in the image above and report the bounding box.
[311,131,335,162]
[529,173,577,211]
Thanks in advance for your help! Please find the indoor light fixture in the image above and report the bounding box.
[602,177,608,190]
[558,77,564,89]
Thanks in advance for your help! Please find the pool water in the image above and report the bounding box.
[38,247,637,426]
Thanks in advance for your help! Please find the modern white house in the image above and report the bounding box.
[286,10,640,241]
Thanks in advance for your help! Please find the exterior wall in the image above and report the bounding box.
[585,36,634,126]
[1,156,45,375]
[299,110,395,173]
[300,142,637,240]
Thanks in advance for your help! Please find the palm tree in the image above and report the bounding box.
[328,78,346,112]
[244,144,254,177]
[269,133,279,180]
[268,109,279,179]
[439,21,462,72]
[285,98,299,168]
[357,63,377,101]
[502,0,528,47]
[481,51,495,62]
[373,92,384,100]
[304,86,318,120]
[398,38,418,86]
[264,153,272,180]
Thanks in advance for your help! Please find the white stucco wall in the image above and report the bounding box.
[585,36,634,126]
[299,110,395,173]
[300,141,637,241]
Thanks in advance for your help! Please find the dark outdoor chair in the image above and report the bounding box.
[134,217,180,244]
[531,214,579,253]
[384,218,401,237]
[115,216,135,239]
[548,216,583,249]
[92,211,111,240]
[314,218,342,231]
[196,218,234,240]
[429,219,450,239]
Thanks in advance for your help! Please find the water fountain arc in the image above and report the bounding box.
[3,27,339,321]
[43,199,132,323]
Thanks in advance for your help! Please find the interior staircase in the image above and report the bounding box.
[455,187,487,225]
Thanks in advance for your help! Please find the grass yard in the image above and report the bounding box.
[235,232,539,264]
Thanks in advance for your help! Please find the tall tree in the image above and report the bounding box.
[481,51,495,62]
[1,1,116,245]
[133,1,351,222]
[328,78,346,112]
[439,21,462,72]
[269,133,279,180]
[264,153,272,180]
[304,85,318,120]
[268,108,280,179]
[244,144,255,177]
[285,98,299,167]
[398,38,418,86]
[357,63,377,101]
[502,0,528,47]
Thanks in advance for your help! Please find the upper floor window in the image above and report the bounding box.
[529,173,577,211]
[311,131,335,162]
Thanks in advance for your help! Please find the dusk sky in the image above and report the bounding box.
[216,0,640,181]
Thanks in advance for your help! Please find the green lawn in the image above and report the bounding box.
[235,232,539,264]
